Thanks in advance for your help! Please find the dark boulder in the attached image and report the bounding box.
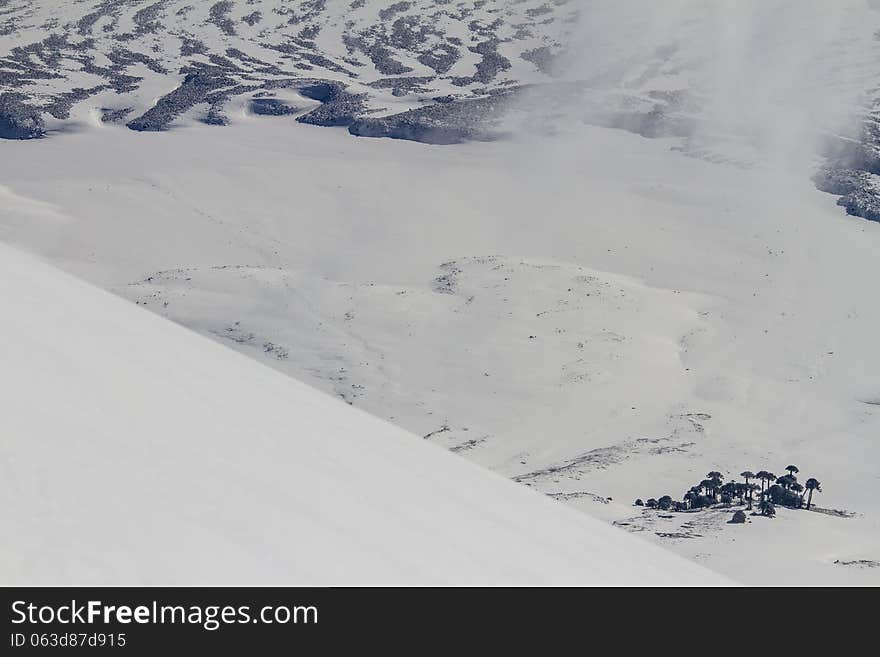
[729,510,747,524]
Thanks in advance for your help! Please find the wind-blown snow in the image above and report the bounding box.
[2,118,880,584]
[4,2,880,586]
[0,241,729,585]
[519,0,880,169]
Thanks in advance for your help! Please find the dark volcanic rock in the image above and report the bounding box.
[1,0,569,146]
[297,82,338,103]
[0,93,44,139]
[821,123,880,174]
[46,86,109,120]
[417,43,460,74]
[100,107,132,123]
[814,121,880,223]
[836,186,880,222]
[241,11,262,27]
[813,166,867,197]
[127,72,235,131]
[208,1,236,36]
[521,46,557,76]
[250,98,300,116]
[349,92,515,145]
[452,39,511,86]
[367,75,433,96]
[296,83,366,127]
[378,2,412,21]
[814,165,880,223]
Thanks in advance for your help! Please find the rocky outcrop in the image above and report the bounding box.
[0,93,44,139]
[349,91,517,144]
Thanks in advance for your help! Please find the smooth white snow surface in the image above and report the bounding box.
[5,0,880,588]
[0,241,727,586]
[3,118,880,585]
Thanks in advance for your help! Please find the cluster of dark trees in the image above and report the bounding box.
[636,465,822,519]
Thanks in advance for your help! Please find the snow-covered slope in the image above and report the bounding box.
[4,2,880,586]
[0,241,728,585]
[0,0,574,142]
[4,1,880,213]
[3,119,880,585]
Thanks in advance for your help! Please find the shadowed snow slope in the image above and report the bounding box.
[0,243,727,586]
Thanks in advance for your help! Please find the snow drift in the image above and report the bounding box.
[0,243,728,586]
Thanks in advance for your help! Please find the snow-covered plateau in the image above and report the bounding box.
[3,1,880,586]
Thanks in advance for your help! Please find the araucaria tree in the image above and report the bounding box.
[804,478,822,510]
[720,482,738,504]
[791,481,804,505]
[776,474,796,490]
[759,498,776,517]
[755,471,776,498]
[638,465,824,518]
[699,478,715,500]
[706,472,723,499]
[755,471,769,496]
[741,471,755,509]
